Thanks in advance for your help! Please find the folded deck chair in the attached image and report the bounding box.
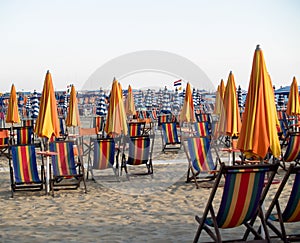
[49,140,87,196]
[87,137,120,181]
[193,162,279,243]
[22,119,35,127]
[13,126,34,145]
[265,165,300,242]
[281,132,300,169]
[161,122,181,152]
[128,121,145,137]
[0,128,10,159]
[121,135,154,176]
[9,144,44,197]
[183,136,219,188]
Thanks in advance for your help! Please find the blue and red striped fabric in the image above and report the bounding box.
[127,136,150,165]
[193,122,210,137]
[93,139,115,170]
[128,123,142,137]
[16,127,33,144]
[49,142,77,176]
[162,122,179,144]
[11,145,41,184]
[187,137,214,172]
[281,172,300,222]
[284,134,300,162]
[210,168,267,228]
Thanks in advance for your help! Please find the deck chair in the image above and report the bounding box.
[183,136,219,188]
[281,132,300,169]
[128,121,146,137]
[9,144,44,197]
[13,126,34,145]
[193,162,279,243]
[93,116,106,137]
[87,137,120,181]
[22,119,35,127]
[192,121,211,138]
[58,117,68,140]
[0,128,10,159]
[265,165,300,242]
[157,113,172,128]
[49,140,87,196]
[121,135,154,176]
[161,122,181,152]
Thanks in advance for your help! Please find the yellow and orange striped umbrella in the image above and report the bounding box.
[214,79,225,115]
[6,84,21,124]
[219,71,241,137]
[124,85,136,117]
[179,82,195,123]
[66,85,81,127]
[237,45,280,159]
[104,78,128,136]
[34,70,60,139]
[286,76,300,116]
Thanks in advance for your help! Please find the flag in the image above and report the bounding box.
[174,79,182,86]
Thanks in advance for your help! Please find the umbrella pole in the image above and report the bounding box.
[45,138,50,195]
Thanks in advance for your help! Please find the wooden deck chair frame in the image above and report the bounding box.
[0,128,11,159]
[160,122,182,152]
[121,134,155,177]
[9,144,44,198]
[49,140,87,196]
[87,137,120,181]
[193,162,279,243]
[265,165,300,242]
[183,136,220,188]
[281,132,300,170]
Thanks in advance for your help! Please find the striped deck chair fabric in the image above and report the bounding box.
[157,113,171,127]
[9,144,43,197]
[121,135,154,175]
[161,122,181,152]
[195,113,211,123]
[49,141,86,195]
[15,126,33,145]
[87,138,119,181]
[193,122,211,138]
[265,165,300,242]
[184,137,218,188]
[22,119,35,127]
[193,162,279,243]
[128,122,145,137]
[282,133,300,167]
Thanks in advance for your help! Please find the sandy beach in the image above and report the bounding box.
[1,127,300,243]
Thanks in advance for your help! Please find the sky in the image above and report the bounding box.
[0,0,300,93]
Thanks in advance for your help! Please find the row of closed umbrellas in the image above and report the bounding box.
[5,45,300,162]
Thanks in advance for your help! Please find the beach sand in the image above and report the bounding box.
[0,127,299,242]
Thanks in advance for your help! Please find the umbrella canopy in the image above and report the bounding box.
[66,85,81,127]
[6,84,21,124]
[219,71,241,137]
[179,82,195,123]
[286,76,300,116]
[237,45,280,159]
[124,85,136,116]
[104,78,128,136]
[34,70,60,139]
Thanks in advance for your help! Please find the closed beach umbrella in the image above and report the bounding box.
[104,78,128,137]
[179,82,195,123]
[219,71,241,137]
[66,85,81,127]
[237,45,280,159]
[34,70,60,140]
[286,76,300,116]
[6,84,21,124]
[31,90,39,118]
[124,85,136,116]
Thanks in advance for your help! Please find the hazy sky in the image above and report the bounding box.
[0,0,299,92]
